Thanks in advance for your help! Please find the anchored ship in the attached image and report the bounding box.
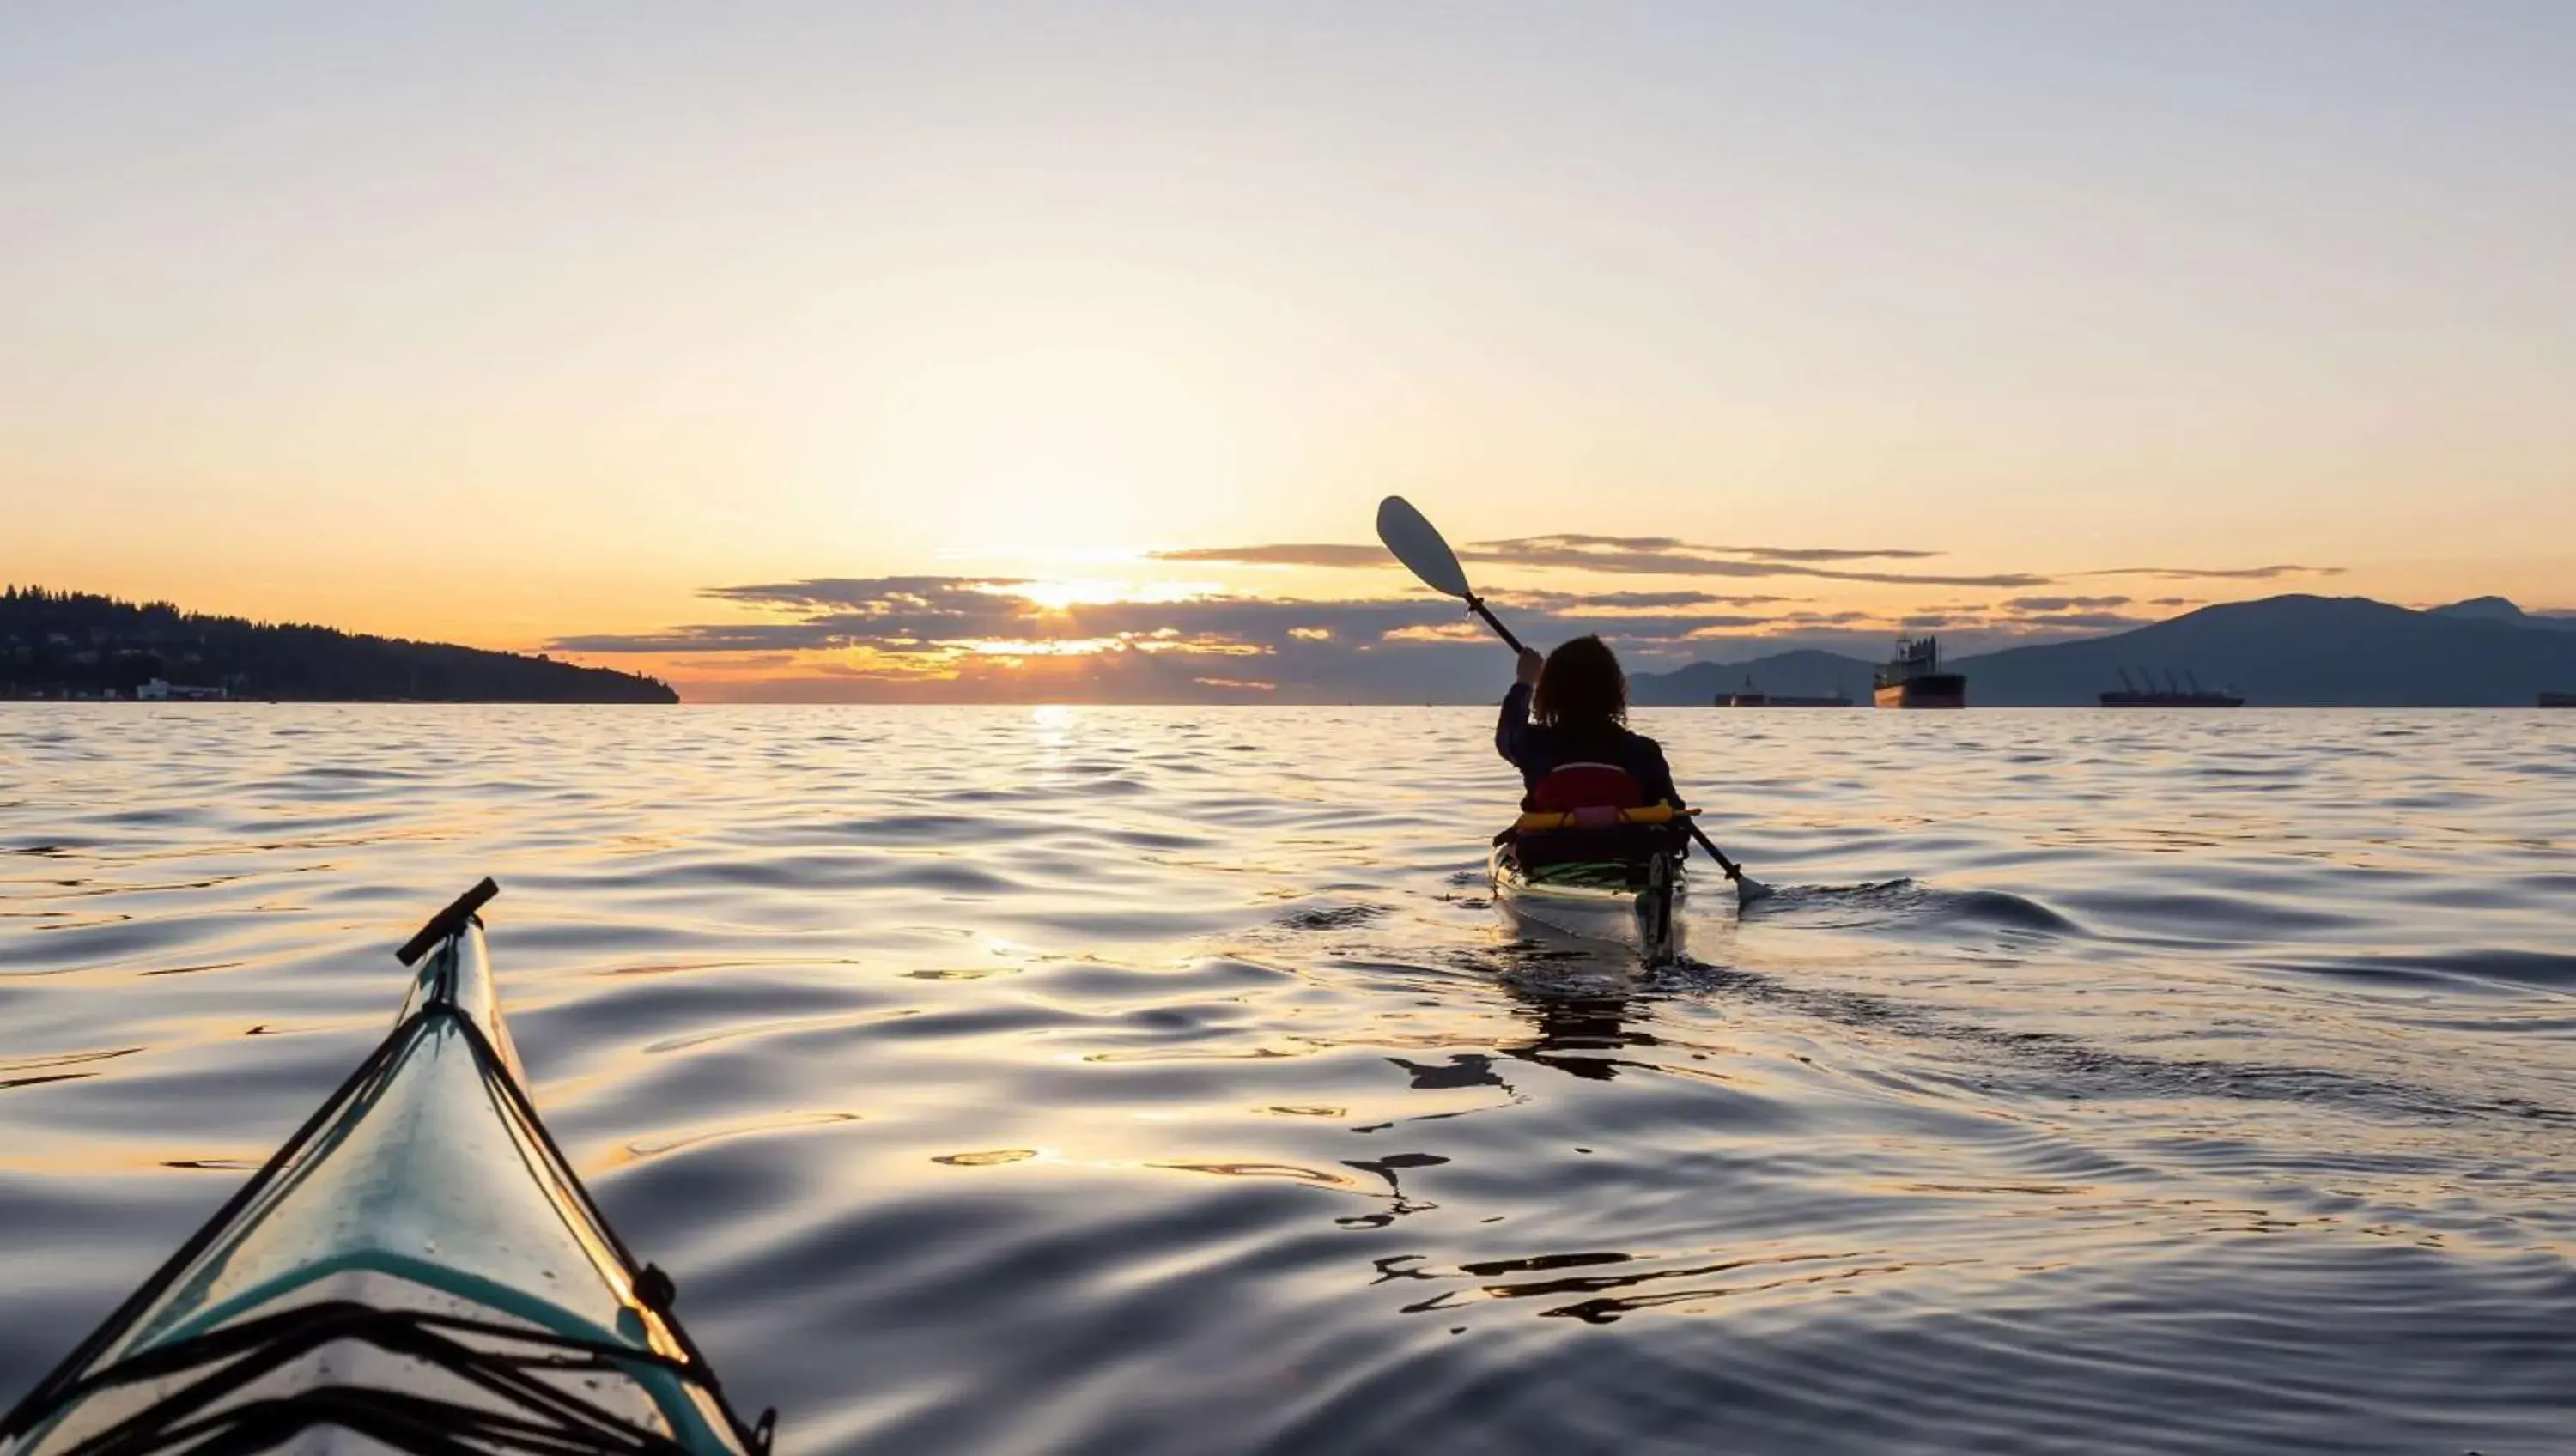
[2543,692,2575,707]
[2099,669,2244,707]
[1718,676,1854,707]
[1873,636,1966,709]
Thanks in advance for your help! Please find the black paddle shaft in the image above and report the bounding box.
[1467,596,1527,655]
[1684,820,1744,881]
[396,877,500,966]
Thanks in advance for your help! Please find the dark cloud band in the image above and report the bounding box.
[2003,594,2134,612]
[550,576,1813,658]
[1154,538,2044,587]
[1149,544,1388,567]
[1151,536,2342,592]
[2082,564,2342,581]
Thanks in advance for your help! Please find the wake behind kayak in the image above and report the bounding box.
[0,879,772,1456]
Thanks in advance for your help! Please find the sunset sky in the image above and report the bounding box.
[6,3,2570,701]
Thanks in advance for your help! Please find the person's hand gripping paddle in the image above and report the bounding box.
[1375,495,1772,903]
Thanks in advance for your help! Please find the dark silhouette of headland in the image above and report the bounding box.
[1,587,677,703]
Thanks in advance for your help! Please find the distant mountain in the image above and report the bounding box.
[1632,649,1874,705]
[1,586,677,703]
[1950,595,2576,706]
[2428,596,2576,631]
[1629,594,2576,707]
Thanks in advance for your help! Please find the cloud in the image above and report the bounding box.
[1490,588,1797,611]
[2011,611,2154,631]
[1479,532,1689,552]
[2083,564,2342,581]
[550,575,1814,663]
[551,577,1053,654]
[1155,535,2043,587]
[1735,547,1948,563]
[2002,595,2134,612]
[666,652,800,670]
[1149,544,1389,568]
[1149,539,2337,592]
[556,563,2240,701]
[550,622,895,653]
[1473,533,1939,563]
[1459,538,2050,588]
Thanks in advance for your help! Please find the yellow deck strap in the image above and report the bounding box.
[1512,804,1693,834]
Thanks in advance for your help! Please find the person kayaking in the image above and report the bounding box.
[1373,493,1764,901]
[1497,634,1680,814]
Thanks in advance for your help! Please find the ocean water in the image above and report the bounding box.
[3,704,2573,1454]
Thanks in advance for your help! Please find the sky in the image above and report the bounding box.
[4,2,2571,701]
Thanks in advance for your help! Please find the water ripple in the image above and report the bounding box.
[3,704,2573,1453]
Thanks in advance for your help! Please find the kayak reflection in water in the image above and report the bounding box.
[1505,986,1643,1082]
[1497,635,1680,813]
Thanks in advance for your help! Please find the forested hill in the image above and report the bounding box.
[1,587,677,703]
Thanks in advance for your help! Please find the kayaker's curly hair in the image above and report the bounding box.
[1533,634,1627,735]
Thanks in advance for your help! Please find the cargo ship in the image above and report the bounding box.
[1873,636,1965,709]
[1719,676,1854,707]
[2099,669,2244,707]
[2543,692,2575,708]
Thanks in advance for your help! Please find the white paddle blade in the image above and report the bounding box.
[1376,495,1473,598]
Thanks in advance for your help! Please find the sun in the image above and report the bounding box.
[1013,580,1103,613]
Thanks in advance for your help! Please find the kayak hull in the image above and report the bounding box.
[1,882,765,1456]
[1490,842,1686,964]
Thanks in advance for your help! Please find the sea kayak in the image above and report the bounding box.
[1490,831,1686,965]
[0,879,771,1456]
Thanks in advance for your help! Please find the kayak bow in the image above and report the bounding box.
[0,879,772,1456]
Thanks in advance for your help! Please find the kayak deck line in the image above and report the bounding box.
[0,881,774,1456]
[9,1302,724,1456]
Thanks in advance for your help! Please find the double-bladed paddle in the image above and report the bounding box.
[1375,494,1772,903]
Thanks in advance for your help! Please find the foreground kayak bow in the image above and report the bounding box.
[1,879,772,1456]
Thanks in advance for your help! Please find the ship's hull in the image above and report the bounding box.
[1874,675,1965,709]
[2543,692,2576,708]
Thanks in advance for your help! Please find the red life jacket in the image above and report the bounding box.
[1526,761,1645,816]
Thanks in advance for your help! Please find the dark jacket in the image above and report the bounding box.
[1495,682,1680,811]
